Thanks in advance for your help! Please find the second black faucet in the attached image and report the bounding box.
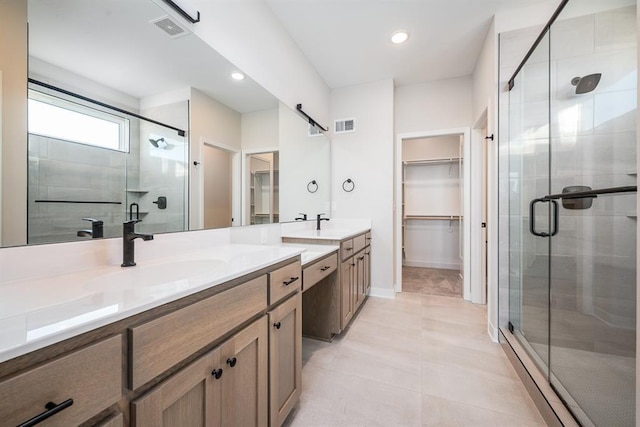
[316,213,330,231]
[122,219,154,267]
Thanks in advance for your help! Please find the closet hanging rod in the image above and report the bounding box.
[296,104,328,132]
[403,157,461,165]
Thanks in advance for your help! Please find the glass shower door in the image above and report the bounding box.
[509,32,552,372]
[548,3,637,425]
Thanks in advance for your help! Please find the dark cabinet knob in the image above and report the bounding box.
[351,263,356,267]
[358,256,365,261]
[226,357,237,367]
[211,368,223,379]
[274,322,281,329]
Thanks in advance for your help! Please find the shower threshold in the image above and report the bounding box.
[499,328,579,427]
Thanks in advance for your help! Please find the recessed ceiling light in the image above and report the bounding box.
[231,72,245,80]
[391,31,409,44]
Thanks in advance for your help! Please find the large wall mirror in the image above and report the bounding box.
[0,0,331,247]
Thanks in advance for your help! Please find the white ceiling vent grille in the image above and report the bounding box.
[334,118,356,134]
[151,16,188,39]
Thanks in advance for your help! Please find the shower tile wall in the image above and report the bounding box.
[135,101,189,235]
[549,5,637,351]
[28,134,127,244]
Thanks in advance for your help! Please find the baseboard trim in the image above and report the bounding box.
[403,260,461,270]
[368,287,396,299]
[487,320,498,343]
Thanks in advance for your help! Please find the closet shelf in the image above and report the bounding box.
[404,215,462,220]
[404,157,461,166]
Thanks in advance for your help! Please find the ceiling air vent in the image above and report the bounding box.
[308,124,323,137]
[151,16,188,39]
[334,118,356,134]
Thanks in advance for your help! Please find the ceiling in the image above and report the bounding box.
[265,0,551,88]
[28,0,278,113]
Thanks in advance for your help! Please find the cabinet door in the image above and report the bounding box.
[220,316,268,427]
[132,347,221,427]
[355,252,366,309]
[340,259,354,329]
[0,336,121,427]
[364,249,371,294]
[269,294,302,427]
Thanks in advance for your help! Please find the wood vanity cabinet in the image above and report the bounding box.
[0,336,122,427]
[267,262,302,427]
[340,258,355,328]
[338,231,372,330]
[268,294,302,427]
[0,257,302,427]
[131,316,268,427]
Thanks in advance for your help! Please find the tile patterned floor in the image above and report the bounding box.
[284,292,546,426]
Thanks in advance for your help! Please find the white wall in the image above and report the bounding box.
[189,88,241,229]
[241,108,279,150]
[331,79,395,296]
[279,103,331,222]
[395,77,473,133]
[185,0,330,126]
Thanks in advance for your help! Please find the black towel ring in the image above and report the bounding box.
[342,178,355,192]
[307,180,319,193]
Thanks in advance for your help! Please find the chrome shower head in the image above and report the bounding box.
[571,73,601,94]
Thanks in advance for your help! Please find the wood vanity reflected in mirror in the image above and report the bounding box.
[0,0,331,247]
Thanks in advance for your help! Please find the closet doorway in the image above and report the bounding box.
[395,128,471,299]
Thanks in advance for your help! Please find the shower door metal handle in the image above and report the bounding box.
[550,200,559,236]
[529,198,557,237]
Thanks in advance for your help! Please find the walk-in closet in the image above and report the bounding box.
[402,135,463,297]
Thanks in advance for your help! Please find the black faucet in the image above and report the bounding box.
[316,213,330,231]
[295,213,308,221]
[122,219,154,267]
[77,218,104,238]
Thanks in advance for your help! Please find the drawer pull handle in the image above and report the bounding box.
[226,357,237,367]
[18,399,74,427]
[211,368,223,379]
[366,237,372,241]
[320,266,331,271]
[345,247,353,251]
[283,277,299,286]
[358,256,365,261]
[274,322,282,329]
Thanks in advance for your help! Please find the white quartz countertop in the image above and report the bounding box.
[281,227,370,241]
[282,244,339,266]
[0,244,303,363]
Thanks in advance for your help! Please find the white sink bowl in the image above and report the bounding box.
[84,259,227,291]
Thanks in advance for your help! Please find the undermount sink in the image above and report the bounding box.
[84,259,227,292]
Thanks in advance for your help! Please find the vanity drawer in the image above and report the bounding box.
[365,231,372,246]
[303,253,338,291]
[129,275,267,390]
[341,239,354,260]
[353,234,366,254]
[0,336,122,427]
[269,260,302,305]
